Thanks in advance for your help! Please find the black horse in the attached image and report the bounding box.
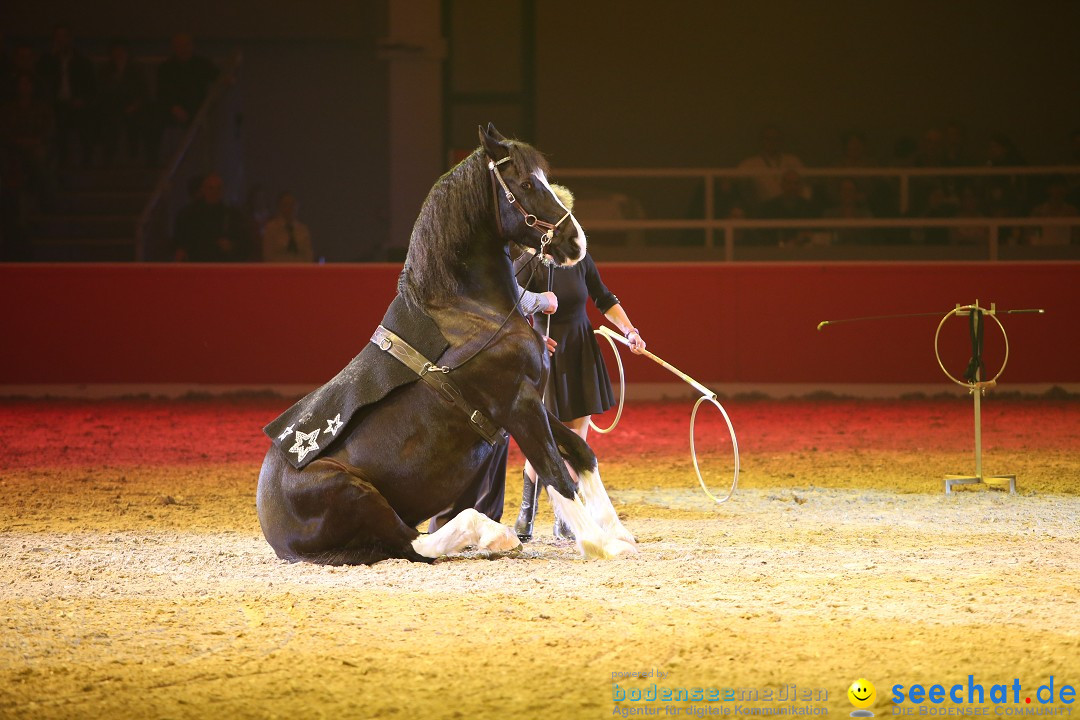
[256,124,636,564]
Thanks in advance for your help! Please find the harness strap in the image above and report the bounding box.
[371,325,507,446]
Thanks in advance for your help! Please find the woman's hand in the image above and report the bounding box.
[539,291,558,314]
[626,329,646,354]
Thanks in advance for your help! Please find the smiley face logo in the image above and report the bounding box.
[848,678,876,713]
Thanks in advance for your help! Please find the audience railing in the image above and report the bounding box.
[557,165,1080,261]
[136,50,244,261]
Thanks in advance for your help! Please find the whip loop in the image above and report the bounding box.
[592,326,739,503]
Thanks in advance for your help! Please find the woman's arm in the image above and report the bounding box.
[517,286,557,315]
[603,304,646,354]
[583,254,646,353]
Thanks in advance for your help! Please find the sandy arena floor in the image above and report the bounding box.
[1,396,1078,719]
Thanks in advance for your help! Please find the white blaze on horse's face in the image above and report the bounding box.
[535,169,586,266]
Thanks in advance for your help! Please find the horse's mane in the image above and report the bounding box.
[399,140,550,307]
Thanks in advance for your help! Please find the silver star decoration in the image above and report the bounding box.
[288,428,321,463]
[277,423,296,441]
[325,414,343,436]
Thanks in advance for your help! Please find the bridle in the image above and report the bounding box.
[488,155,573,248]
[430,156,576,375]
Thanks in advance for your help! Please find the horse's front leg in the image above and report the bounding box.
[546,413,636,546]
[503,390,637,560]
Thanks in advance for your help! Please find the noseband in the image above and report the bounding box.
[488,156,573,246]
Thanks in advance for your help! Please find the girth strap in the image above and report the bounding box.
[371,325,507,446]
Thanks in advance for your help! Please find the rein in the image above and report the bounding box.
[433,154,569,374]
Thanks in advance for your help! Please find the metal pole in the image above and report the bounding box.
[973,370,983,480]
[520,265,554,540]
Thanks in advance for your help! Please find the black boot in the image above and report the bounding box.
[553,515,576,541]
[514,469,538,542]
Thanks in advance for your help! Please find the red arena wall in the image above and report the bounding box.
[2,262,1077,388]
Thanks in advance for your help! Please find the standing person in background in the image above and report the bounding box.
[262,192,315,263]
[35,24,95,167]
[513,245,647,539]
[95,38,147,165]
[148,33,218,165]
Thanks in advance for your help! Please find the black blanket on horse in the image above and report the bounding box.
[263,295,449,469]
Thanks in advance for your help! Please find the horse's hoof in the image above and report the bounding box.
[607,523,637,546]
[603,537,638,558]
[578,535,638,560]
[478,523,522,554]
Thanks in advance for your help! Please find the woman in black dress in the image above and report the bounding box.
[514,248,647,538]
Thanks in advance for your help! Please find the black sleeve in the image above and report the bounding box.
[582,254,619,313]
[513,249,548,294]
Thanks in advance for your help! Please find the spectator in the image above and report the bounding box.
[982,133,1027,218]
[1066,129,1080,210]
[891,135,918,167]
[832,130,893,217]
[173,172,253,262]
[95,38,148,165]
[909,127,952,215]
[148,33,218,165]
[262,192,314,263]
[4,45,37,103]
[758,169,819,246]
[912,184,957,245]
[950,184,988,245]
[823,177,875,244]
[913,127,946,167]
[35,24,96,167]
[1028,176,1078,246]
[737,125,806,211]
[943,121,973,166]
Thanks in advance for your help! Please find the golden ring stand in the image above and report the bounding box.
[935,302,1016,495]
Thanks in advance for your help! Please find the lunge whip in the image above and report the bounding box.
[593,326,740,504]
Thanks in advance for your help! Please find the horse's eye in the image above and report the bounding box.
[521,180,533,191]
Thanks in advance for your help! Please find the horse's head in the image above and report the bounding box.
[480,123,586,267]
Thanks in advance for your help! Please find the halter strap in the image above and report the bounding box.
[488,156,572,243]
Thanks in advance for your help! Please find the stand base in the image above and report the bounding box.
[944,474,1017,495]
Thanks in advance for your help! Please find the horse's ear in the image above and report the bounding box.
[479,124,509,161]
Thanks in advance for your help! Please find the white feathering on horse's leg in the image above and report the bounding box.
[475,515,522,553]
[546,487,637,559]
[411,509,519,558]
[577,466,636,546]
